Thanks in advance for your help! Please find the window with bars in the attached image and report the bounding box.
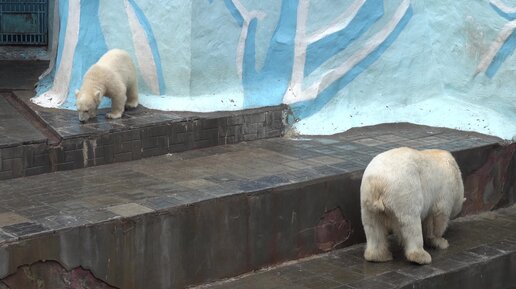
[0,0,48,45]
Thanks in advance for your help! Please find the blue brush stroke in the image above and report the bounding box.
[304,0,384,76]
[485,2,516,77]
[127,0,166,95]
[490,2,516,20]
[62,0,109,109]
[291,5,413,120]
[242,0,299,108]
[36,0,69,96]
[486,30,516,77]
[55,0,69,72]
[224,0,245,27]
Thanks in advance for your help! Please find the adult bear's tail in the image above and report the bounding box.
[361,175,386,212]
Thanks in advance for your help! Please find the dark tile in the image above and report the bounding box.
[314,138,340,145]
[169,190,214,205]
[295,275,341,289]
[255,175,291,187]
[275,265,316,282]
[75,209,119,224]
[347,262,396,278]
[322,268,363,284]
[467,245,504,258]
[328,162,361,172]
[352,138,386,147]
[139,196,182,210]
[17,205,60,219]
[37,214,89,230]
[338,245,366,260]
[313,165,347,176]
[347,278,395,289]
[372,271,416,287]
[238,181,266,192]
[299,258,346,275]
[396,265,443,280]
[2,222,48,237]
[488,239,516,253]
[429,258,467,272]
[327,252,364,267]
[0,229,16,243]
[285,169,321,181]
[205,173,244,184]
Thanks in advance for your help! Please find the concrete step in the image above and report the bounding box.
[0,123,514,289]
[0,91,285,180]
[197,205,516,289]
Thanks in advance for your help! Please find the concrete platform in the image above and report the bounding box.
[198,205,516,289]
[0,123,514,288]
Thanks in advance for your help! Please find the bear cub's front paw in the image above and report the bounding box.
[106,112,123,119]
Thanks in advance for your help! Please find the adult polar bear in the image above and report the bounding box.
[76,49,138,122]
[360,147,465,265]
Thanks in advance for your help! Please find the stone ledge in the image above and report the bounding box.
[0,124,513,289]
[0,91,287,180]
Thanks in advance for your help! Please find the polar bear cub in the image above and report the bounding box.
[76,49,138,122]
[360,147,465,265]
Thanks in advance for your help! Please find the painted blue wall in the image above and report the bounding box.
[33,0,516,140]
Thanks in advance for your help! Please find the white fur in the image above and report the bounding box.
[76,49,138,122]
[360,147,465,265]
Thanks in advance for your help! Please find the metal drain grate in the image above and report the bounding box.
[0,0,48,45]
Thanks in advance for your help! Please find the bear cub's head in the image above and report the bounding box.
[76,89,101,122]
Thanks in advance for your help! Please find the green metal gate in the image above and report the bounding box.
[0,0,48,45]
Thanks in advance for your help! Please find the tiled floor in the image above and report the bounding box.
[0,123,499,244]
[197,205,516,289]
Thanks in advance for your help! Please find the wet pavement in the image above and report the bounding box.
[0,94,46,147]
[0,122,512,289]
[197,205,516,289]
[0,123,500,244]
[14,90,223,138]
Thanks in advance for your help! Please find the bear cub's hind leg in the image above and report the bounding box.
[125,83,139,109]
[107,93,127,119]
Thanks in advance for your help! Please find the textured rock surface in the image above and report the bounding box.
[28,0,515,139]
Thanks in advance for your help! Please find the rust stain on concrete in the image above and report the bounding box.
[315,207,352,251]
[462,143,516,216]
